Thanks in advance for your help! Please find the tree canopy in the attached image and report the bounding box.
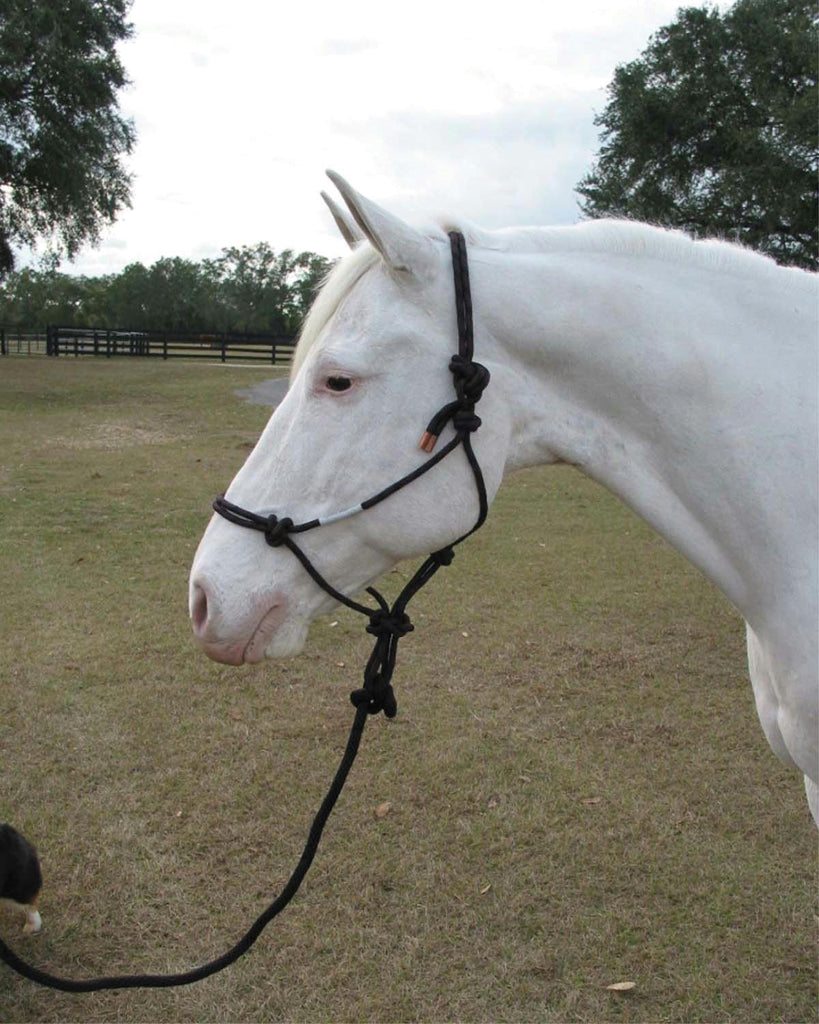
[0,0,135,276]
[576,0,818,269]
[0,244,334,334]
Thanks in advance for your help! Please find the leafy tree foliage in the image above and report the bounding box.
[0,266,92,325]
[0,244,334,333]
[203,244,330,334]
[105,258,212,331]
[577,0,818,269]
[0,0,135,275]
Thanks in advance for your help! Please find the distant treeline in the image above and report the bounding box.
[0,244,335,333]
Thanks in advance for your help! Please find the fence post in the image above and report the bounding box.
[221,334,227,363]
[163,332,168,360]
[0,327,5,357]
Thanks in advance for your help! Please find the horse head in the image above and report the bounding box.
[189,173,510,665]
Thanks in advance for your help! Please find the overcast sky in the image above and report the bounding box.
[64,0,713,277]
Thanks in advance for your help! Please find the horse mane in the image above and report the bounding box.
[292,216,812,380]
[447,217,811,279]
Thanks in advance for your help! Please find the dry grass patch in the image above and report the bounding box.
[0,358,816,1022]
[52,421,189,449]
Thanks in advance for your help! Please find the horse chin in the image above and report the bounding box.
[261,622,309,660]
[242,610,309,663]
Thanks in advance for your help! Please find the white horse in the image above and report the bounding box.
[190,172,818,823]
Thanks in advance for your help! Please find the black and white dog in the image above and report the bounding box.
[0,824,42,934]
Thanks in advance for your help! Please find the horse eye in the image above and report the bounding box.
[326,376,352,392]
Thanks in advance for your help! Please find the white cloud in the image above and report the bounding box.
[56,0,702,276]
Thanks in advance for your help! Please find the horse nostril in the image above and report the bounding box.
[191,583,209,636]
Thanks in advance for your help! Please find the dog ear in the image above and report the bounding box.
[326,170,436,277]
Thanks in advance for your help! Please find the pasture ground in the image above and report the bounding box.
[0,359,816,1023]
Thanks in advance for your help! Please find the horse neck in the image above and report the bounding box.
[475,245,817,630]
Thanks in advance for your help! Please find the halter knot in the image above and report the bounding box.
[263,514,294,547]
[453,410,482,434]
[430,546,455,566]
[366,609,414,639]
[449,354,490,407]
[349,684,398,718]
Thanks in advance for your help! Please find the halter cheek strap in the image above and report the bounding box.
[212,230,490,718]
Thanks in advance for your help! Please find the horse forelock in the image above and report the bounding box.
[291,244,381,381]
[291,220,454,381]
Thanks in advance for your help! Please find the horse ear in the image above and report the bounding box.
[321,190,363,249]
[326,170,435,275]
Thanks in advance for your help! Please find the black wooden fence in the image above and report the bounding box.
[45,326,296,363]
[0,325,295,363]
[0,327,49,356]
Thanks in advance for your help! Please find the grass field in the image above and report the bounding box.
[0,359,816,1023]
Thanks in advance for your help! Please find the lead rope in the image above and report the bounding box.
[0,232,489,992]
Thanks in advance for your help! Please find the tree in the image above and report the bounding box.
[576,0,818,269]
[0,266,109,325]
[104,258,212,330]
[0,0,135,276]
[204,244,334,334]
[290,251,334,325]
[0,245,336,332]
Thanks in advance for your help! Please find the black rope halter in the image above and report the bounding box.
[213,231,489,718]
[0,231,490,992]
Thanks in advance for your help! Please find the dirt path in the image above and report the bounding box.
[234,377,289,407]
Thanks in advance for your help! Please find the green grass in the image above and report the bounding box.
[0,359,816,1023]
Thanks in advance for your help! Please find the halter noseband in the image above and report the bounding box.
[212,231,490,718]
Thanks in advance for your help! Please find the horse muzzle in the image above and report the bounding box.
[189,574,307,664]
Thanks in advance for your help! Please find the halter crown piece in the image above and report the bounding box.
[0,231,490,993]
